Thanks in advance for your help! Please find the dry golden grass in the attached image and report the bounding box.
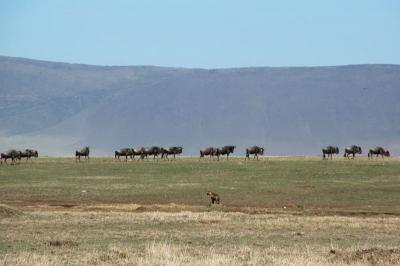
[1,206,400,265]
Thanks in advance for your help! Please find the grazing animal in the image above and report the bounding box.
[19,150,31,161]
[143,146,161,160]
[343,145,362,159]
[160,147,169,159]
[245,146,264,160]
[212,148,221,160]
[322,146,339,159]
[132,147,145,159]
[27,149,38,158]
[75,146,90,161]
[200,147,218,159]
[115,148,133,161]
[161,146,183,160]
[368,147,390,159]
[0,149,21,164]
[217,145,236,160]
[206,191,220,205]
[19,149,38,161]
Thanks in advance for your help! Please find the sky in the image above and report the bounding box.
[0,0,399,68]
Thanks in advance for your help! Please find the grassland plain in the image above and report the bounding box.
[1,157,400,265]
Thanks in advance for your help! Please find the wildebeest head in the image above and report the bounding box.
[385,150,390,157]
[357,146,362,154]
[259,147,265,155]
[335,147,339,154]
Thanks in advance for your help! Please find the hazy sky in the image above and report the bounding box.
[0,0,399,68]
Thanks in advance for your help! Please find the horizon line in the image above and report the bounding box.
[1,54,399,71]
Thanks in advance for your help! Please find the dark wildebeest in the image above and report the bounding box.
[217,145,236,160]
[132,147,146,160]
[161,146,183,160]
[19,150,30,161]
[19,149,39,161]
[343,145,362,159]
[27,149,38,158]
[245,146,264,160]
[368,147,390,159]
[200,147,219,159]
[322,146,339,159]
[115,148,133,161]
[75,146,90,161]
[0,149,21,164]
[143,146,161,160]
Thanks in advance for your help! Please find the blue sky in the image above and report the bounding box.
[0,0,399,68]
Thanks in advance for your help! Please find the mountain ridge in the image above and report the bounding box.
[0,56,399,156]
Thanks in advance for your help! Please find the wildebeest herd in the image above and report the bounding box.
[0,149,38,164]
[114,146,183,161]
[322,145,390,159]
[0,144,392,165]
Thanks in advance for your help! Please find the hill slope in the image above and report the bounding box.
[0,56,399,155]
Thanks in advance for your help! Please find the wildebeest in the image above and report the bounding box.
[115,148,133,161]
[217,145,236,160]
[27,149,38,158]
[19,149,39,161]
[343,145,362,159]
[161,146,183,160]
[75,146,90,161]
[200,147,219,159]
[322,146,339,159]
[245,146,264,160]
[132,147,146,159]
[143,146,161,160]
[0,149,21,164]
[368,147,390,159]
